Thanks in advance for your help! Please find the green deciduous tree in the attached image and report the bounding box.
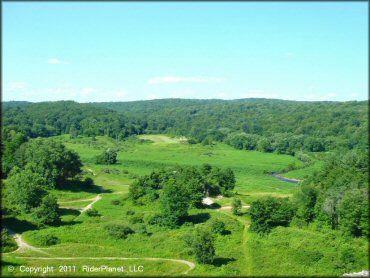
[5,166,47,213]
[32,195,61,227]
[14,139,82,188]
[249,197,295,234]
[192,227,216,264]
[232,197,242,215]
[95,148,118,165]
[160,178,190,228]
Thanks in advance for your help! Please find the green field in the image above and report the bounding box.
[2,135,367,276]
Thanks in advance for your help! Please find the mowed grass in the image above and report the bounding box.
[3,134,341,276]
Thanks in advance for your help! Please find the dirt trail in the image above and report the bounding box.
[202,197,250,210]
[86,167,96,176]
[6,229,49,255]
[15,256,195,274]
[6,191,196,275]
[79,194,102,213]
[58,197,97,204]
[219,205,250,210]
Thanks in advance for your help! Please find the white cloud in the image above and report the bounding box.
[81,87,96,96]
[4,81,28,92]
[148,76,224,84]
[47,58,69,65]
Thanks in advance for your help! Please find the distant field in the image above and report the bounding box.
[137,134,188,144]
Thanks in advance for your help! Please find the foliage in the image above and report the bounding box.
[129,164,235,207]
[191,227,216,264]
[95,148,118,165]
[211,220,227,235]
[85,208,101,217]
[1,127,28,178]
[14,139,82,188]
[232,197,242,215]
[104,224,135,239]
[31,234,60,247]
[1,229,17,252]
[5,166,47,213]
[111,199,121,205]
[249,197,295,234]
[160,178,190,228]
[92,99,368,154]
[32,195,61,227]
[2,100,141,140]
[294,150,368,237]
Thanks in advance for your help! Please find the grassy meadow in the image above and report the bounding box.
[2,134,368,276]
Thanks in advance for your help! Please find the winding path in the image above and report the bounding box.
[6,229,50,256]
[14,256,195,274]
[79,194,102,212]
[6,193,196,275]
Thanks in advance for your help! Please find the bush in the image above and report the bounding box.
[129,215,144,224]
[211,220,227,235]
[126,209,135,216]
[86,208,100,217]
[95,149,118,165]
[32,194,61,227]
[104,224,135,239]
[134,224,150,236]
[148,214,163,226]
[33,234,60,247]
[1,229,17,252]
[111,199,121,206]
[84,177,94,187]
[232,197,242,215]
[192,227,216,264]
[249,197,295,234]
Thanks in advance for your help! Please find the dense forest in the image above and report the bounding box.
[3,99,368,156]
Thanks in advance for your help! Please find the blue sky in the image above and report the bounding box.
[3,2,368,102]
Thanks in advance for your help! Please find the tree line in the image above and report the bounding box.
[3,99,368,155]
[248,149,368,238]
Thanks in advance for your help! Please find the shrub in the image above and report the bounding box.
[32,194,61,227]
[134,224,150,236]
[86,208,100,217]
[104,224,135,239]
[95,149,118,165]
[129,215,144,224]
[211,220,227,235]
[192,227,216,264]
[84,177,94,187]
[111,199,121,206]
[126,209,135,216]
[249,197,295,234]
[232,197,242,215]
[148,214,163,226]
[33,234,60,247]
[1,229,17,252]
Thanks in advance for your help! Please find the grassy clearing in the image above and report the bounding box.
[137,134,188,144]
[247,226,369,276]
[6,134,360,276]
